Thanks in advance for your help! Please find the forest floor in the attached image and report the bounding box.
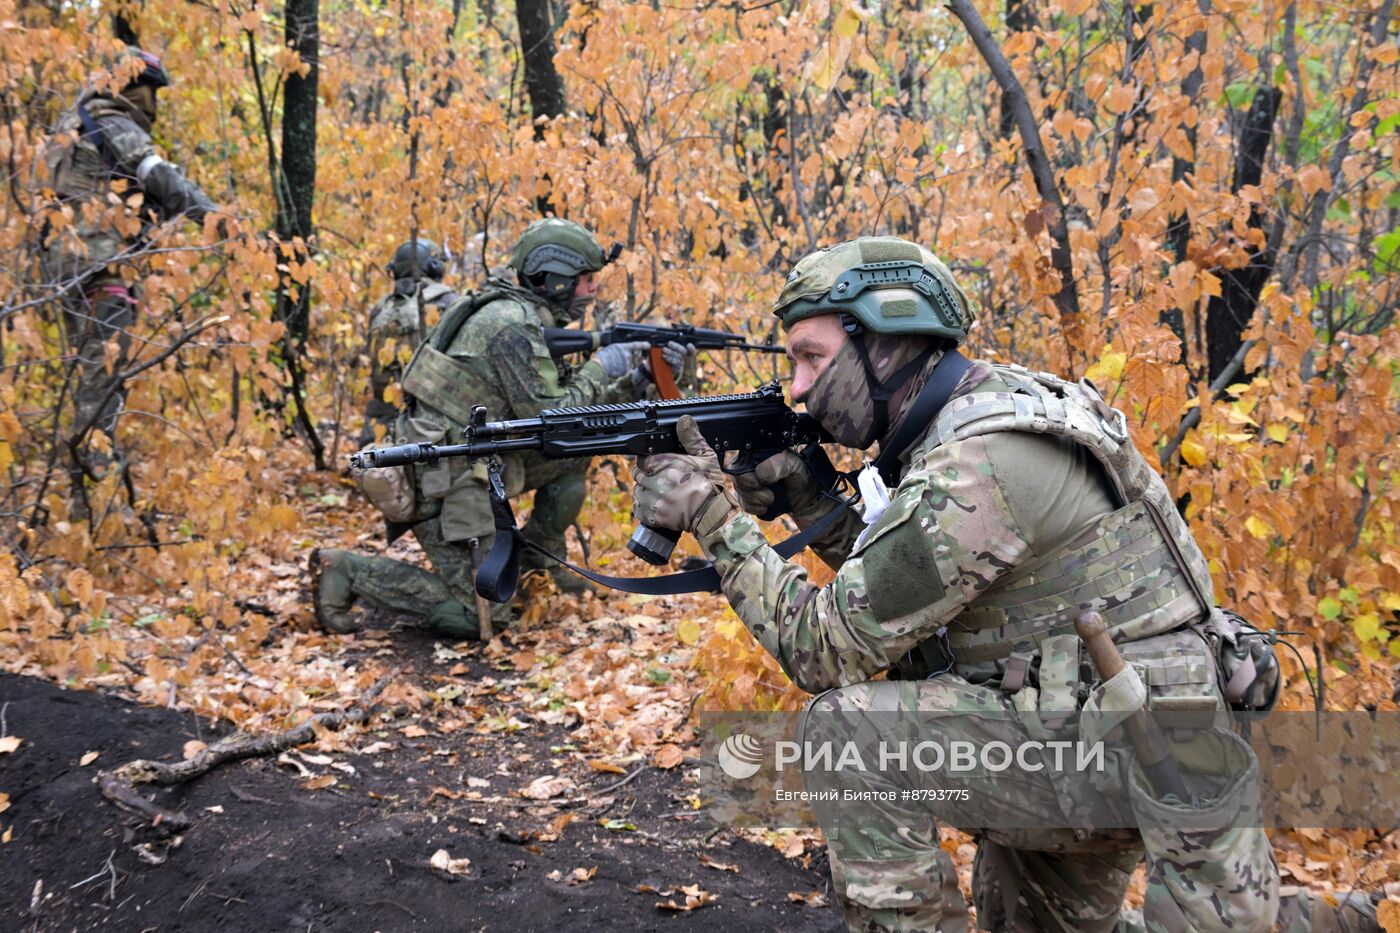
[0,615,844,932]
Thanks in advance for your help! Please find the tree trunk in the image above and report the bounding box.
[998,0,1036,138]
[280,0,318,341]
[1204,86,1280,383]
[516,0,566,128]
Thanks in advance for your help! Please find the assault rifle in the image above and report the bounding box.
[541,323,784,399]
[350,384,841,599]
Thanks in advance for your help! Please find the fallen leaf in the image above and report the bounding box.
[601,818,636,832]
[2,825,10,843]
[0,793,10,814]
[653,744,684,769]
[182,740,207,760]
[676,617,701,646]
[466,776,491,788]
[568,866,596,885]
[79,751,99,766]
[359,741,394,755]
[205,805,224,814]
[0,736,21,754]
[299,752,334,766]
[430,848,472,877]
[780,836,806,858]
[588,760,626,774]
[656,883,716,912]
[448,662,469,676]
[788,890,830,907]
[699,854,740,872]
[301,774,336,791]
[429,786,464,802]
[546,869,563,882]
[520,775,574,800]
[1376,900,1400,933]
[403,725,429,738]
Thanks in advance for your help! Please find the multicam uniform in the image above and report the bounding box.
[325,282,637,636]
[40,90,217,451]
[633,237,1289,933]
[698,362,1277,932]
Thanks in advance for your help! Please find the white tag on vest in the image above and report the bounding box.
[853,463,892,549]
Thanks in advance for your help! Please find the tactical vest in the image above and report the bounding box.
[41,96,147,276]
[927,364,1215,664]
[399,281,550,427]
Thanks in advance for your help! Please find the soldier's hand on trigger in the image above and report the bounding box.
[733,450,820,517]
[595,340,649,379]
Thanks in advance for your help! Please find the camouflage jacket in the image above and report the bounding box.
[399,286,635,540]
[697,362,1214,696]
[41,91,217,280]
[367,280,460,403]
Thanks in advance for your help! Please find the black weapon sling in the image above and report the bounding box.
[476,350,973,601]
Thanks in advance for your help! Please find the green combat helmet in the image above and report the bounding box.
[389,238,446,281]
[772,236,973,343]
[509,219,611,308]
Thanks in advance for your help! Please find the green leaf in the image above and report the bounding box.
[1317,597,1343,620]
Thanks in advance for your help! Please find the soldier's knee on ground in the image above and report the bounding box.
[310,548,358,633]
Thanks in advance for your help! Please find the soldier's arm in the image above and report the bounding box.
[695,434,1035,693]
[98,114,218,224]
[487,318,634,413]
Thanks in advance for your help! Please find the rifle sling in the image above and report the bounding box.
[476,490,855,600]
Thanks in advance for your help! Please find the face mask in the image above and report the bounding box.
[804,332,933,449]
[561,291,593,325]
[122,84,158,126]
[803,339,880,448]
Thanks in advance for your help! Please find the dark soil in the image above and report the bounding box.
[0,625,842,932]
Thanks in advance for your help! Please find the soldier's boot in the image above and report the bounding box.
[309,548,359,633]
[521,471,595,596]
[1276,889,1382,933]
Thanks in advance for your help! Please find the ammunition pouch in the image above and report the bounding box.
[1194,607,1281,714]
[351,442,417,523]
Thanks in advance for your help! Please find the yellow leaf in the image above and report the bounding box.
[833,6,862,39]
[676,617,702,646]
[302,774,336,791]
[0,410,18,442]
[1265,424,1288,443]
[269,504,299,529]
[0,793,8,815]
[0,737,20,754]
[1244,515,1272,539]
[239,9,262,30]
[0,442,11,473]
[1084,345,1126,384]
[79,750,99,766]
[1380,593,1400,613]
[1371,44,1399,65]
[1180,440,1207,467]
[1104,84,1134,114]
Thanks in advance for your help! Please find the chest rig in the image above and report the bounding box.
[399,282,551,427]
[904,365,1217,714]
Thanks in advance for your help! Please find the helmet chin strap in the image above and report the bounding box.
[840,313,935,442]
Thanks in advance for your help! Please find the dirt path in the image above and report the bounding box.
[0,626,842,932]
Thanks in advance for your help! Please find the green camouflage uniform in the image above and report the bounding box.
[326,282,635,637]
[360,279,460,446]
[40,89,217,487]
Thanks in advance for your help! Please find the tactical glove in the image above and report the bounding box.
[632,415,738,538]
[732,449,820,517]
[596,340,649,378]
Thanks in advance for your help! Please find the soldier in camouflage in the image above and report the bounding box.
[314,219,693,637]
[40,48,224,512]
[630,237,1302,932]
[359,238,461,446]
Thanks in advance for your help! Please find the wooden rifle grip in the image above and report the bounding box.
[650,346,681,400]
